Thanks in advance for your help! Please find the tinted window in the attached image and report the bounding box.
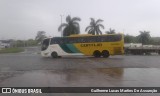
[51,37,63,44]
[41,39,50,51]
[50,34,122,44]
[100,35,122,42]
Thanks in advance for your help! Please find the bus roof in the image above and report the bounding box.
[68,34,93,37]
[68,33,123,37]
[43,33,123,40]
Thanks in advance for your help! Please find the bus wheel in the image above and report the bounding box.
[51,52,58,58]
[102,50,110,58]
[93,50,101,58]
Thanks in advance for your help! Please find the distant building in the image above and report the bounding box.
[0,40,11,48]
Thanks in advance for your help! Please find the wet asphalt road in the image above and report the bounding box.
[0,47,160,96]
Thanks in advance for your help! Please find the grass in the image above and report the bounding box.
[0,47,24,53]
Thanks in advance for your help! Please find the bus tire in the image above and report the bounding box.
[93,50,101,58]
[102,50,110,58]
[51,52,58,58]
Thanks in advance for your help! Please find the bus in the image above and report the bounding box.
[41,34,124,58]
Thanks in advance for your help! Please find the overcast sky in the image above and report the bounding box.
[1,0,160,40]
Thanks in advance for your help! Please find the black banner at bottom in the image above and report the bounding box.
[0,87,160,93]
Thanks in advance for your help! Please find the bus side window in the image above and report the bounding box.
[63,38,67,44]
[100,36,105,42]
[76,37,82,43]
[81,37,86,43]
[78,37,83,43]
[52,37,60,44]
[92,36,95,42]
[107,35,113,42]
[116,35,122,41]
[80,37,84,43]
[95,36,100,42]
[67,37,72,44]
[59,37,64,44]
[70,37,75,43]
[50,38,55,44]
[53,38,57,44]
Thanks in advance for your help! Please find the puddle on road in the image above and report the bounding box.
[0,68,160,87]
[96,68,124,78]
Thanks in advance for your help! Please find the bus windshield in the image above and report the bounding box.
[41,39,50,51]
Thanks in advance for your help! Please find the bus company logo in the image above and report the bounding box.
[2,88,11,93]
[81,43,102,47]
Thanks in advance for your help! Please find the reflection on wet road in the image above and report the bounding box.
[0,47,160,87]
[1,68,160,87]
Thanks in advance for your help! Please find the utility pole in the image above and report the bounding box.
[60,15,64,37]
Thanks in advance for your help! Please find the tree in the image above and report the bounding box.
[138,31,151,45]
[35,31,46,43]
[58,15,81,36]
[124,34,136,43]
[106,28,115,34]
[27,39,37,46]
[150,37,160,45]
[16,40,24,47]
[85,18,104,35]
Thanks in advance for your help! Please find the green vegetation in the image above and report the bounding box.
[9,39,38,47]
[124,31,160,45]
[85,18,104,35]
[150,37,160,45]
[58,15,81,36]
[35,31,46,43]
[138,31,151,45]
[106,28,116,34]
[124,34,138,43]
[0,48,24,53]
